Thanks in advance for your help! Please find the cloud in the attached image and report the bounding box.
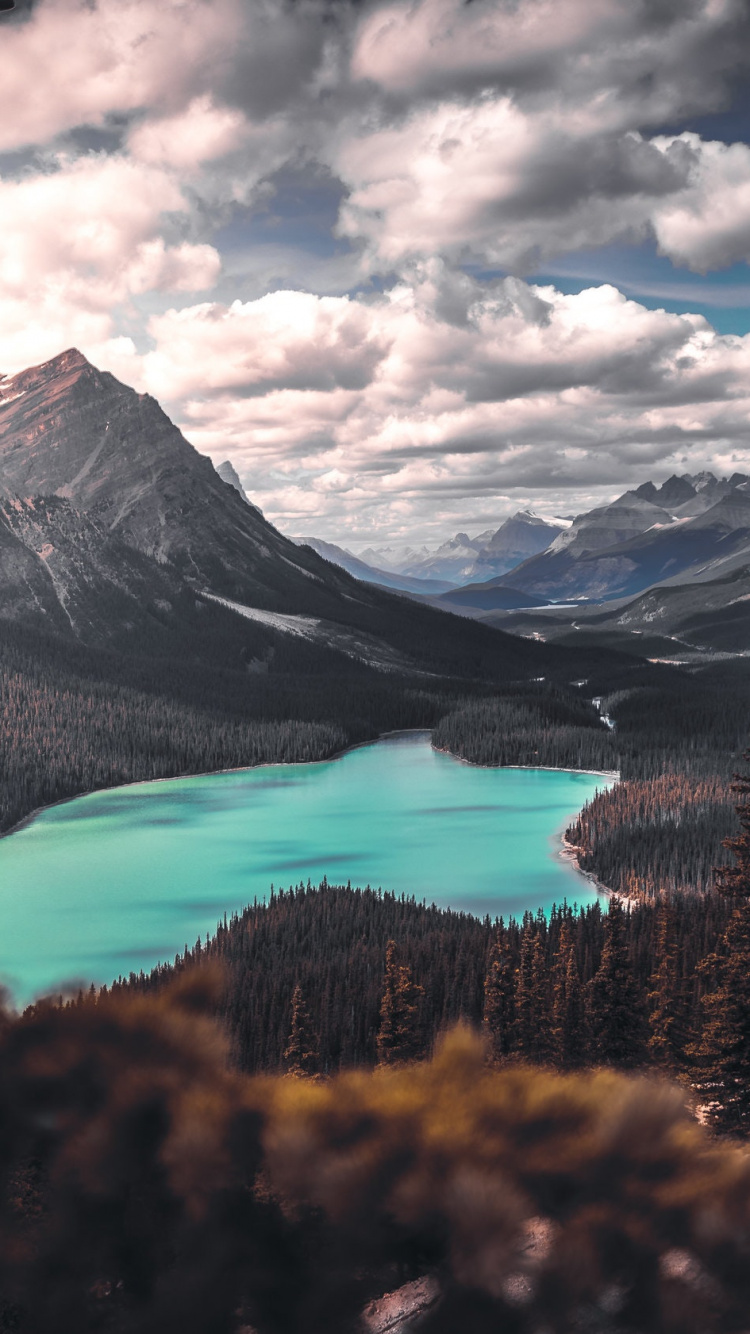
[2,0,750,538]
[127,97,249,172]
[350,0,750,120]
[334,101,703,270]
[121,274,750,540]
[0,0,243,153]
[144,291,390,398]
[0,155,220,374]
[651,135,750,271]
[335,0,750,275]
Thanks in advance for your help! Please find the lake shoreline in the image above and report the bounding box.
[2,731,620,909]
[2,729,619,842]
[0,733,619,1001]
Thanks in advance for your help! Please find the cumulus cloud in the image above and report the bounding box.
[350,0,750,118]
[336,0,750,275]
[0,0,243,153]
[144,291,391,398]
[651,135,750,271]
[0,155,220,373]
[2,0,750,537]
[334,102,704,270]
[125,275,750,539]
[127,97,249,172]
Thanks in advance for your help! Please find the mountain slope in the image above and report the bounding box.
[0,349,357,617]
[489,487,750,602]
[389,511,563,584]
[0,349,637,685]
[300,537,457,594]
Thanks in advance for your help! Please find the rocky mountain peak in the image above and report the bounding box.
[215,459,264,515]
[0,349,357,615]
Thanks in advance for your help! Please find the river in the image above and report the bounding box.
[0,732,615,1002]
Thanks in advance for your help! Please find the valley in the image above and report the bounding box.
[0,349,749,1334]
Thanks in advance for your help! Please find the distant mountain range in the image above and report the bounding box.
[300,537,457,595]
[433,473,750,656]
[0,349,621,683]
[307,469,750,656]
[473,473,750,605]
[310,511,567,593]
[476,556,750,658]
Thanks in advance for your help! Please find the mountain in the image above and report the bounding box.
[300,537,457,594]
[0,349,629,684]
[480,559,750,657]
[634,471,748,518]
[0,348,352,616]
[215,459,262,513]
[437,579,553,612]
[486,480,750,603]
[378,511,564,584]
[356,543,430,572]
[352,513,563,586]
[400,531,486,583]
[581,562,750,654]
[478,511,566,567]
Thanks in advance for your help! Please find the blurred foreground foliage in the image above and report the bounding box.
[4,977,750,1333]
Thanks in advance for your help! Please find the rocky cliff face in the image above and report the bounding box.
[0,349,361,619]
[0,492,185,642]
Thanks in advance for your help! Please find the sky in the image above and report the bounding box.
[1,0,750,546]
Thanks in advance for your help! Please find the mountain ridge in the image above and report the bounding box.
[0,348,633,684]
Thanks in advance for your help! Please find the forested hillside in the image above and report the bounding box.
[0,623,452,832]
[435,662,750,898]
[112,879,731,1081]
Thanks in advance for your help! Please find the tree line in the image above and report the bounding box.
[93,754,748,1138]
[435,662,749,900]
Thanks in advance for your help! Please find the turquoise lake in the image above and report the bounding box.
[0,732,614,1002]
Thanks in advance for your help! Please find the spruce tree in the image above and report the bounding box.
[514,929,553,1063]
[693,757,750,1132]
[715,761,750,901]
[647,898,686,1070]
[377,940,425,1065]
[284,982,319,1077]
[552,921,587,1069]
[483,927,515,1060]
[514,929,537,1058]
[588,897,647,1069]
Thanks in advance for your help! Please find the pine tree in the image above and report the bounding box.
[715,759,750,901]
[483,928,515,1060]
[552,921,587,1069]
[514,929,537,1058]
[514,929,553,1063]
[693,757,750,1132]
[284,982,319,1077]
[647,898,686,1070]
[377,940,425,1066]
[588,897,647,1069]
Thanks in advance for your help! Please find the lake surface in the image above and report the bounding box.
[0,733,614,1002]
